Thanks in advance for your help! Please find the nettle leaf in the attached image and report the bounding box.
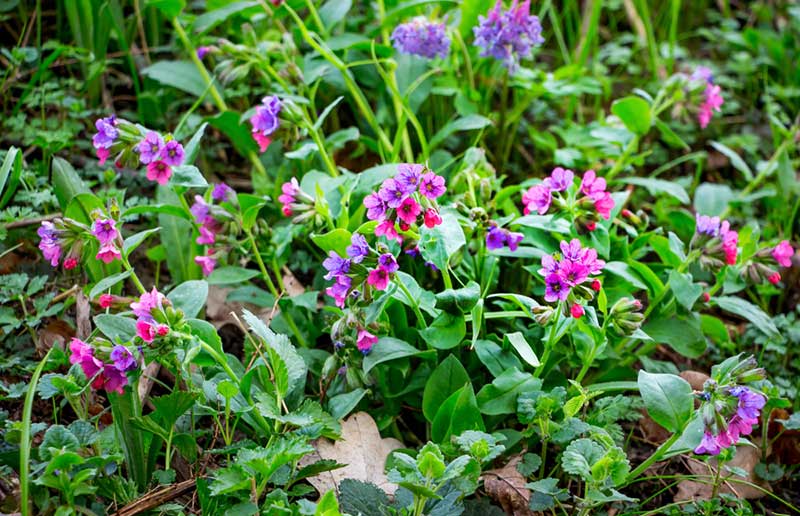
[423,355,470,422]
[637,370,693,433]
[338,479,390,516]
[527,478,569,512]
[151,390,198,430]
[561,438,604,481]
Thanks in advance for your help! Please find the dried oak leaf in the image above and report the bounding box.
[482,455,534,516]
[679,370,710,392]
[300,411,403,496]
[36,320,75,355]
[674,442,769,502]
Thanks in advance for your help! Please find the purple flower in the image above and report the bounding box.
[544,273,569,302]
[378,178,408,209]
[110,345,138,372]
[364,192,388,221]
[101,364,128,394]
[396,163,424,194]
[694,431,721,455]
[158,140,185,167]
[347,234,370,263]
[136,131,164,165]
[92,218,118,245]
[131,287,165,320]
[212,183,234,202]
[695,214,721,236]
[378,253,399,273]
[538,254,559,277]
[558,260,590,286]
[486,226,507,250]
[506,231,524,251]
[691,66,714,83]
[190,196,211,225]
[197,46,211,59]
[326,275,352,308]
[473,0,544,72]
[92,116,118,150]
[419,172,446,199]
[560,239,583,262]
[391,17,450,59]
[729,386,765,421]
[546,167,574,192]
[250,95,282,136]
[522,184,551,215]
[322,252,351,280]
[38,221,62,267]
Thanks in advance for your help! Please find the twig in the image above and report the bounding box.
[4,213,61,230]
[112,478,196,516]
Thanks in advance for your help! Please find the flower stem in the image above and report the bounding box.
[395,277,428,329]
[624,429,683,484]
[534,305,562,378]
[246,229,279,298]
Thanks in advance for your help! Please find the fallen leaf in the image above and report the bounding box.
[36,320,75,355]
[679,370,710,391]
[300,411,403,496]
[282,267,306,297]
[674,442,770,502]
[482,455,534,516]
[75,290,92,340]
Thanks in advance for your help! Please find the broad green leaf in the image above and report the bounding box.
[435,281,480,313]
[473,339,523,378]
[476,368,541,415]
[693,183,734,217]
[362,337,429,374]
[319,0,351,29]
[710,141,753,181]
[419,312,465,350]
[183,122,208,165]
[146,0,185,17]
[620,177,689,204]
[151,390,197,430]
[327,388,367,420]
[142,60,211,98]
[637,370,693,433]
[431,384,484,443]
[504,332,539,367]
[93,314,137,342]
[668,270,703,310]
[429,114,493,150]
[418,212,466,272]
[157,185,201,282]
[714,296,779,338]
[207,266,260,285]
[171,165,208,187]
[611,96,652,136]
[311,228,352,257]
[122,228,160,258]
[208,111,258,157]
[422,355,469,422]
[643,314,706,358]
[52,157,90,209]
[193,1,257,33]
[168,280,208,319]
[88,270,131,300]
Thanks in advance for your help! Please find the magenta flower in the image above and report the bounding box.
[158,140,185,167]
[772,240,794,268]
[190,196,211,224]
[364,192,388,221]
[346,234,370,263]
[212,183,234,202]
[694,431,721,455]
[110,345,137,372]
[506,231,524,251]
[38,221,63,267]
[356,329,378,354]
[146,161,172,185]
[522,184,551,215]
[546,167,574,192]
[95,243,121,264]
[92,116,118,150]
[558,260,590,286]
[544,273,569,302]
[367,267,391,291]
[396,197,422,225]
[419,172,446,199]
[580,170,606,199]
[325,275,352,308]
[396,163,424,194]
[69,338,103,381]
[97,147,110,165]
[570,304,584,319]
[698,83,724,129]
[250,95,282,152]
[375,220,401,242]
[594,192,614,220]
[196,226,216,245]
[423,208,442,228]
[131,287,165,319]
[101,364,128,394]
[195,254,217,276]
[253,133,272,153]
[720,221,738,265]
[136,131,164,165]
[92,218,118,245]
[323,251,351,280]
[98,293,114,308]
[136,320,155,342]
[379,178,408,209]
[378,253,399,273]
[391,17,450,59]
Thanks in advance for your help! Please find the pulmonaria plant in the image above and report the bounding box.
[691,66,724,129]
[522,167,615,230]
[69,338,138,394]
[485,223,524,252]
[693,214,739,269]
[537,239,604,319]
[694,355,767,456]
[131,287,171,343]
[38,211,123,269]
[473,0,544,72]
[391,17,450,59]
[363,164,446,243]
[249,95,282,152]
[190,183,238,276]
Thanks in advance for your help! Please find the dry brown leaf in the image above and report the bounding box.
[75,290,92,339]
[674,442,769,502]
[36,320,75,355]
[300,411,403,496]
[482,455,534,516]
[679,370,710,391]
[282,267,305,297]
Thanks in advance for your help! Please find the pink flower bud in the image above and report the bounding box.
[570,304,585,319]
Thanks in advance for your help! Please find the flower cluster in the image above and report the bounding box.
[131,288,170,343]
[136,131,186,185]
[692,67,724,129]
[250,95,282,153]
[693,214,739,269]
[522,168,615,228]
[92,217,122,264]
[473,0,544,72]
[190,184,235,276]
[38,214,123,270]
[537,239,604,317]
[92,116,119,165]
[278,177,317,220]
[363,164,445,242]
[391,17,450,59]
[485,223,524,252]
[748,239,796,285]
[38,221,69,268]
[69,338,138,394]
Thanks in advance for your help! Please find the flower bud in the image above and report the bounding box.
[533,305,554,326]
[570,304,584,319]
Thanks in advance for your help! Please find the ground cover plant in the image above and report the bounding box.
[1,0,799,514]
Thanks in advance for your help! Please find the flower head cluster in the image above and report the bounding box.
[92,217,122,264]
[38,221,67,268]
[250,95,282,153]
[485,223,524,251]
[69,338,137,394]
[522,168,614,227]
[277,177,317,220]
[693,214,739,269]
[190,184,236,276]
[747,239,796,285]
[391,17,450,59]
[473,0,544,72]
[538,239,604,317]
[131,287,170,343]
[363,164,445,243]
[691,68,724,129]
[92,116,119,165]
[135,132,185,185]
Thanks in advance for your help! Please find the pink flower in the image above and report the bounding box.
[146,160,172,185]
[698,84,723,129]
[694,431,721,455]
[63,257,78,270]
[720,222,738,265]
[101,364,128,394]
[768,272,781,285]
[92,218,118,245]
[772,240,794,268]
[131,287,165,319]
[156,324,169,337]
[96,243,121,264]
[367,266,391,291]
[580,170,606,199]
[522,184,551,215]
[423,208,442,228]
[97,147,110,165]
[396,197,422,225]
[69,338,103,381]
[570,304,584,319]
[195,254,217,276]
[375,220,402,243]
[136,319,155,342]
[253,133,272,153]
[98,294,114,308]
[196,226,216,245]
[356,329,378,354]
[594,192,615,220]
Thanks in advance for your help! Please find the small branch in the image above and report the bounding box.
[4,213,61,230]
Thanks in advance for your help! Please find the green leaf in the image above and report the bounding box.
[0,147,22,209]
[637,370,693,433]
[362,337,430,374]
[476,368,541,415]
[560,438,604,481]
[642,314,706,358]
[39,425,80,461]
[122,228,160,258]
[504,332,539,368]
[208,111,258,157]
[710,141,753,181]
[168,280,208,319]
[193,1,257,34]
[668,270,703,310]
[419,312,465,350]
[88,270,131,300]
[171,165,208,187]
[459,0,494,37]
[319,0,351,29]
[121,203,190,220]
[693,183,734,217]
[422,355,470,422]
[338,479,389,516]
[183,122,208,165]
[93,314,137,342]
[327,388,367,420]
[146,0,185,17]
[714,296,779,338]
[435,281,480,313]
[473,339,523,378]
[207,266,260,285]
[611,96,652,136]
[654,119,689,150]
[157,185,201,283]
[620,177,689,204]
[141,60,211,98]
[52,157,90,209]
[429,114,493,150]
[311,228,352,257]
[431,384,484,443]
[418,212,466,272]
[151,390,198,430]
